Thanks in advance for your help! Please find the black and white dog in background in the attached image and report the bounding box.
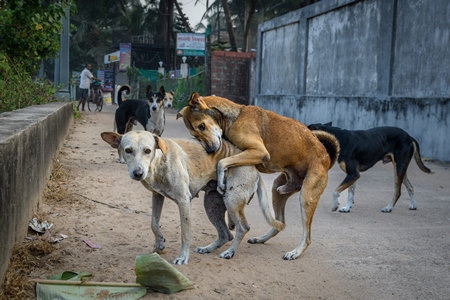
[146,86,174,136]
[113,84,173,162]
[114,84,174,135]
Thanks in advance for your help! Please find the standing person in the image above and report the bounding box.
[77,63,101,111]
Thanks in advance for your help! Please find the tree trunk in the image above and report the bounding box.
[167,0,173,70]
[220,0,237,51]
[243,0,257,52]
[155,0,168,45]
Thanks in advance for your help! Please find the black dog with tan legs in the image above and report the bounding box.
[307,122,433,213]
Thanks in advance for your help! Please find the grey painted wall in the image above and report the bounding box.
[255,0,450,161]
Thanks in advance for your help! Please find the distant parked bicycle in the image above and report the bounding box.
[88,80,103,112]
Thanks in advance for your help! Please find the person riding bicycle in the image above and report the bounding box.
[77,63,101,111]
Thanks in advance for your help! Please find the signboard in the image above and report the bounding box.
[104,51,120,64]
[97,70,114,92]
[176,33,205,57]
[120,43,131,71]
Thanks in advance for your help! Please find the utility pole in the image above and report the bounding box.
[166,0,173,72]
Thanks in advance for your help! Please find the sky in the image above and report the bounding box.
[178,0,207,29]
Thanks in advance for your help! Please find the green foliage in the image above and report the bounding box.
[72,103,81,119]
[157,68,206,110]
[173,80,190,110]
[125,67,142,98]
[0,0,72,112]
[138,77,154,99]
[0,0,72,73]
[172,69,206,110]
[126,67,142,84]
[0,56,59,113]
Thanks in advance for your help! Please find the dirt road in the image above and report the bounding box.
[31,103,450,299]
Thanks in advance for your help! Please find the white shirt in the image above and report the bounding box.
[79,68,94,89]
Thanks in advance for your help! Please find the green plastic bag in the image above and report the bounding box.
[135,253,195,294]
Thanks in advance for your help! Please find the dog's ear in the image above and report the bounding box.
[188,92,200,106]
[146,85,152,95]
[154,136,167,154]
[324,122,332,126]
[176,107,187,119]
[101,132,121,149]
[159,85,165,95]
[169,91,174,96]
[188,92,209,110]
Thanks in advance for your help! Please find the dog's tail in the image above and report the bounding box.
[117,85,131,106]
[412,138,434,174]
[312,130,340,169]
[256,175,285,232]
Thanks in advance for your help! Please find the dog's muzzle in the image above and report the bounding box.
[204,141,220,153]
[132,168,145,180]
[202,136,222,154]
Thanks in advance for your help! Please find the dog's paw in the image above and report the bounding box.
[173,256,188,265]
[409,205,417,210]
[247,237,264,244]
[194,246,211,254]
[282,250,300,261]
[219,249,235,259]
[119,159,126,164]
[153,245,165,253]
[339,207,351,213]
[381,207,392,213]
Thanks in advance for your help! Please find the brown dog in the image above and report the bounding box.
[179,93,339,260]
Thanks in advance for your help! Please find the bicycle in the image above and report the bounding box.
[88,80,103,112]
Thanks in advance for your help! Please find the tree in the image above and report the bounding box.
[174,0,192,32]
[194,0,322,52]
[69,0,161,70]
[0,0,72,73]
[220,0,237,51]
[155,0,169,45]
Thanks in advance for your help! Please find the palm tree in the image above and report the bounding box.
[193,0,322,52]
[220,0,238,51]
[70,0,123,69]
[197,0,229,49]
[70,0,163,70]
[174,0,193,32]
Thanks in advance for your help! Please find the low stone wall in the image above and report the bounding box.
[0,102,73,283]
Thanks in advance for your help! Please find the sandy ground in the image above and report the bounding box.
[30,103,450,299]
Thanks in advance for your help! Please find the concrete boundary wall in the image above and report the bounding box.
[0,102,73,283]
[255,0,450,161]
